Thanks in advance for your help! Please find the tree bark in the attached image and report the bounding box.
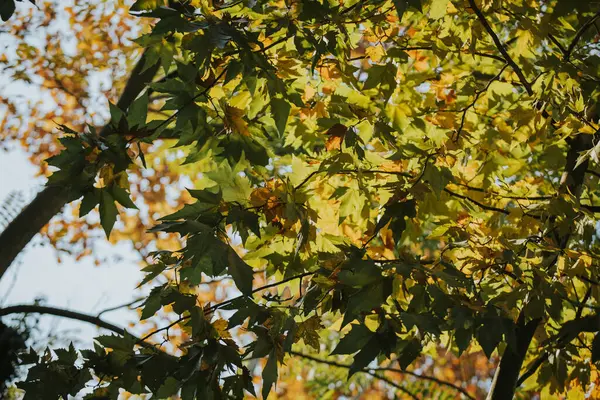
[0,304,164,352]
[486,133,595,399]
[0,50,160,281]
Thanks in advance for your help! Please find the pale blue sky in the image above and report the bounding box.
[0,0,150,348]
[0,146,146,347]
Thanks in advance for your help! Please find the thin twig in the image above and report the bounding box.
[587,169,600,179]
[291,351,474,400]
[97,297,145,318]
[564,11,600,61]
[138,272,314,342]
[467,0,533,95]
[290,351,419,400]
[294,169,412,191]
[453,63,509,141]
[517,352,549,386]
[443,188,510,215]
[453,183,554,201]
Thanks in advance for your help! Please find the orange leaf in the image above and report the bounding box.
[224,104,250,136]
[324,123,348,151]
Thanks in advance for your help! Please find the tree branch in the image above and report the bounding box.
[0,304,156,350]
[137,272,314,343]
[371,366,474,400]
[564,11,600,61]
[290,351,419,400]
[486,132,596,399]
[291,350,475,400]
[96,297,145,318]
[467,0,533,96]
[453,183,554,201]
[516,348,549,386]
[294,169,412,191]
[443,188,510,215]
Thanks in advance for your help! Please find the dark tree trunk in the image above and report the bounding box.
[0,51,160,280]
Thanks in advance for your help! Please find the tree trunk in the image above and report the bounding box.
[0,50,160,281]
[486,132,595,399]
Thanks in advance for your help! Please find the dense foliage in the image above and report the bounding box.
[3,0,600,398]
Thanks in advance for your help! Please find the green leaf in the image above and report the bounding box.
[155,377,180,398]
[80,190,100,217]
[342,280,390,327]
[109,184,137,209]
[0,0,15,21]
[423,165,453,198]
[227,246,254,295]
[271,98,291,135]
[227,206,261,244]
[331,323,374,355]
[96,333,134,351]
[348,336,380,377]
[225,60,243,84]
[130,0,163,11]
[188,187,222,205]
[159,42,174,75]
[99,190,118,237]
[476,321,503,359]
[109,101,125,127]
[455,328,472,356]
[398,339,422,369]
[141,291,162,320]
[262,350,278,399]
[363,63,397,101]
[128,92,149,128]
[375,199,417,244]
[337,260,381,288]
[139,263,167,287]
[392,0,422,20]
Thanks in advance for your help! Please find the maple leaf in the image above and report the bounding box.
[223,104,250,136]
[324,123,348,151]
[296,316,323,351]
[213,318,233,340]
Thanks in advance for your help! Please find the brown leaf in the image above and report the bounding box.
[324,123,348,151]
[224,104,250,136]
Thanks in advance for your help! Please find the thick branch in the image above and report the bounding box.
[486,132,596,399]
[0,49,160,281]
[487,315,541,400]
[0,304,156,351]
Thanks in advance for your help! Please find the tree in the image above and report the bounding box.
[2,0,600,398]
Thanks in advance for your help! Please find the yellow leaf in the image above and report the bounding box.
[324,123,348,151]
[213,318,232,340]
[429,0,448,19]
[365,45,385,62]
[224,104,250,136]
[296,316,323,351]
[130,0,165,11]
[99,164,114,186]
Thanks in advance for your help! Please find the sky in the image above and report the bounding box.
[0,0,152,351]
[0,146,146,348]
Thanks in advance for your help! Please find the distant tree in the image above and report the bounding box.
[2,0,600,399]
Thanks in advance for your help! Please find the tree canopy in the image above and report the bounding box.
[3,0,600,399]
